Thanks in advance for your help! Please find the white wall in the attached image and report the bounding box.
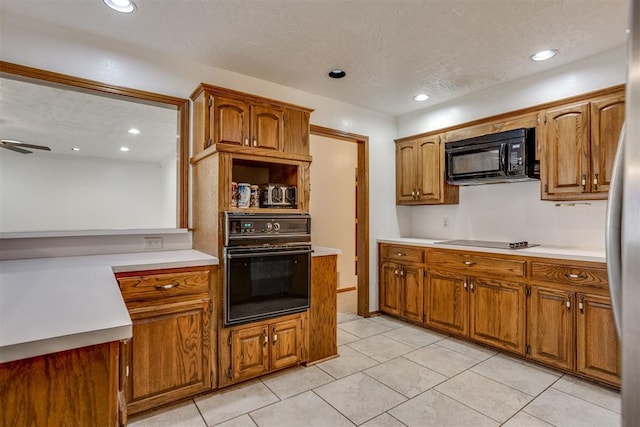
[397,47,626,250]
[1,12,402,310]
[309,135,358,289]
[0,152,173,232]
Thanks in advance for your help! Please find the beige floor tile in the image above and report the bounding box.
[551,375,621,413]
[337,312,361,324]
[382,325,447,349]
[347,334,413,362]
[195,380,279,425]
[435,370,533,422]
[317,345,379,379]
[368,315,409,329]
[403,344,479,377]
[436,337,497,361]
[364,357,447,398]
[337,328,361,346]
[471,354,561,396]
[502,412,554,427]
[388,389,498,427]
[260,365,334,400]
[249,391,353,427]
[523,387,620,427]
[338,318,393,338]
[128,400,206,427]
[314,372,407,425]
[359,413,407,427]
[213,414,257,427]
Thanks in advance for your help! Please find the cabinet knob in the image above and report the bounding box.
[581,174,587,191]
[244,135,249,146]
[593,173,599,190]
[566,299,571,311]
[579,296,585,314]
[263,330,268,347]
[463,280,468,290]
[463,261,476,266]
[253,137,257,147]
[272,331,278,345]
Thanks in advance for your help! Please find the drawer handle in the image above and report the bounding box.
[463,261,476,266]
[565,273,587,280]
[396,252,405,257]
[154,283,179,290]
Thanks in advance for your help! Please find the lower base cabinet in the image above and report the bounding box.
[219,313,306,388]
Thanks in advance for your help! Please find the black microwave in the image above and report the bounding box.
[445,127,539,185]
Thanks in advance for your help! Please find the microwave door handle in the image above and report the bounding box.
[499,143,508,174]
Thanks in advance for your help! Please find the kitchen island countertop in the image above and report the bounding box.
[0,250,218,363]
[377,237,606,264]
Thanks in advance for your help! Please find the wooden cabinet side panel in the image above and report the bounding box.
[0,342,118,427]
[379,262,402,316]
[528,286,575,370]
[576,294,621,385]
[270,318,302,370]
[308,255,338,363]
[469,278,526,354]
[543,102,590,197]
[590,94,625,195]
[282,108,310,155]
[192,154,220,256]
[425,270,468,336]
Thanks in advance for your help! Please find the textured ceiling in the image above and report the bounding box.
[0,0,628,116]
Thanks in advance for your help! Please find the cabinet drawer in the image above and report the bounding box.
[530,262,608,289]
[426,250,525,278]
[118,270,210,302]
[380,245,425,264]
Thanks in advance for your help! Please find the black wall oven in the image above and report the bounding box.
[223,212,311,326]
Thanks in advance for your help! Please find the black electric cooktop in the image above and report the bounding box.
[436,240,539,250]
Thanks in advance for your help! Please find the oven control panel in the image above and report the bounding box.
[225,212,311,241]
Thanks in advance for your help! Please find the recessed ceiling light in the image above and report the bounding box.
[530,49,558,62]
[71,147,80,151]
[128,128,140,135]
[103,0,136,13]
[328,69,346,79]
[120,146,130,152]
[414,94,430,102]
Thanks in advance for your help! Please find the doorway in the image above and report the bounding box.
[310,125,369,317]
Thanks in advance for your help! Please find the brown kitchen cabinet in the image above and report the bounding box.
[191,84,312,156]
[542,89,624,200]
[116,266,214,415]
[218,313,306,387]
[379,244,425,323]
[307,254,338,364]
[395,135,458,205]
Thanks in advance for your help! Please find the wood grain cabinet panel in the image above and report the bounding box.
[530,262,608,289]
[396,141,417,203]
[425,269,469,336]
[427,250,526,278]
[379,261,403,316]
[230,324,269,382]
[213,96,250,147]
[308,255,338,363]
[527,286,575,370]
[469,278,526,353]
[381,244,425,264]
[252,104,283,150]
[118,269,210,301]
[590,93,625,195]
[270,318,303,370]
[400,265,424,323]
[576,294,621,384]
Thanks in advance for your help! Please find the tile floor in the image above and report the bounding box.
[129,315,620,427]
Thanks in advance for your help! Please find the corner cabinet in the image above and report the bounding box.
[541,89,624,200]
[395,135,458,205]
[218,313,307,388]
[116,266,214,415]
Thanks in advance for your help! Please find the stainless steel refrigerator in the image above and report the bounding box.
[606,1,640,425]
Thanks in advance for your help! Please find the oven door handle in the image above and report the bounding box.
[226,249,313,259]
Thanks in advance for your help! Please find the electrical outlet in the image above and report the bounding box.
[443,217,449,228]
[143,237,163,250]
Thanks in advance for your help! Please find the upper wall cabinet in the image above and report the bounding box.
[191,84,312,158]
[395,135,458,205]
[541,89,624,200]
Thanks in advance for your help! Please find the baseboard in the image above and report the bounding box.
[337,286,356,293]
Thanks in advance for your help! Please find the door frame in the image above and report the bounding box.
[310,125,370,316]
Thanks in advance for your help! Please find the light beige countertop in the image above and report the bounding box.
[377,237,606,264]
[0,250,218,363]
[312,246,342,257]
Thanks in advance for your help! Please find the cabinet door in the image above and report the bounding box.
[416,136,442,202]
[125,298,211,414]
[213,96,250,146]
[380,262,402,316]
[252,104,283,150]
[543,102,590,198]
[425,269,468,336]
[401,265,424,323]
[396,141,417,204]
[576,294,621,385]
[528,286,574,370]
[270,318,302,370]
[469,278,526,354]
[230,324,270,383]
[590,93,625,196]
